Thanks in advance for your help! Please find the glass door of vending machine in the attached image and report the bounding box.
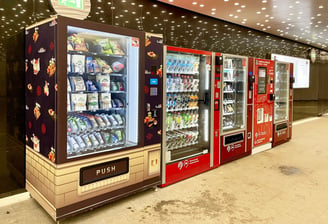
[66,26,139,159]
[273,61,290,146]
[274,62,289,123]
[162,46,213,186]
[221,55,247,133]
[220,54,248,164]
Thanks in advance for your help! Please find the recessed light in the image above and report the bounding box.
[317,14,321,16]
[169,0,174,2]
[192,2,197,5]
[262,7,266,10]
[212,8,216,11]
[234,2,239,6]
[237,9,241,12]
[319,5,324,9]
[211,12,215,15]
[200,4,204,7]
[256,11,261,14]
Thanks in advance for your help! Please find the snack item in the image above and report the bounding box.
[71,54,85,73]
[110,40,125,55]
[69,76,85,91]
[85,80,98,92]
[68,34,88,52]
[112,61,124,72]
[100,93,112,109]
[95,38,113,55]
[89,133,100,147]
[71,93,87,111]
[75,135,86,151]
[94,132,105,145]
[82,134,93,148]
[67,54,71,72]
[87,92,99,110]
[96,58,113,73]
[96,74,110,91]
[113,114,124,125]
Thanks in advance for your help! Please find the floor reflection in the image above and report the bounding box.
[0,98,327,197]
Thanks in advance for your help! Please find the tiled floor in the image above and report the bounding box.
[0,114,328,223]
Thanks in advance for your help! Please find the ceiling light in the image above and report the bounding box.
[192,2,197,5]
[224,0,229,2]
[262,7,266,10]
[295,1,300,3]
[256,11,261,14]
[317,14,321,16]
[211,8,216,11]
[199,4,204,7]
[234,2,239,6]
[229,14,234,17]
[169,0,174,2]
[237,9,241,12]
[319,5,324,9]
[211,12,215,15]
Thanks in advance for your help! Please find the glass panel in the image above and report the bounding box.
[165,51,211,163]
[66,26,139,159]
[222,56,247,133]
[258,67,267,94]
[274,62,289,122]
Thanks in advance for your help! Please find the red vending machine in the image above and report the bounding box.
[272,61,294,146]
[161,46,214,186]
[218,54,251,164]
[248,58,275,154]
[25,16,162,221]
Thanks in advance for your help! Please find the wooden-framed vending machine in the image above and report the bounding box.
[248,58,275,154]
[161,46,214,186]
[25,16,162,221]
[272,61,294,146]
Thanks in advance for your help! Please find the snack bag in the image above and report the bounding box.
[71,54,85,73]
[68,34,88,52]
[96,74,110,91]
[95,38,113,55]
[87,92,99,110]
[109,40,125,55]
[96,58,113,73]
[100,93,112,109]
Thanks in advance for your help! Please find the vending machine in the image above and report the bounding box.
[272,61,294,146]
[161,46,214,186]
[25,16,162,221]
[218,54,251,164]
[248,58,275,154]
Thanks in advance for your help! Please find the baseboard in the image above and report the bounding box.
[0,192,30,208]
[252,143,272,155]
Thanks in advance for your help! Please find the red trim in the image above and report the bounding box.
[166,45,212,55]
[160,153,211,187]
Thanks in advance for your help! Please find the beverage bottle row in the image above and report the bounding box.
[166,93,199,110]
[166,130,199,150]
[166,54,199,74]
[167,74,199,92]
[166,111,199,130]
